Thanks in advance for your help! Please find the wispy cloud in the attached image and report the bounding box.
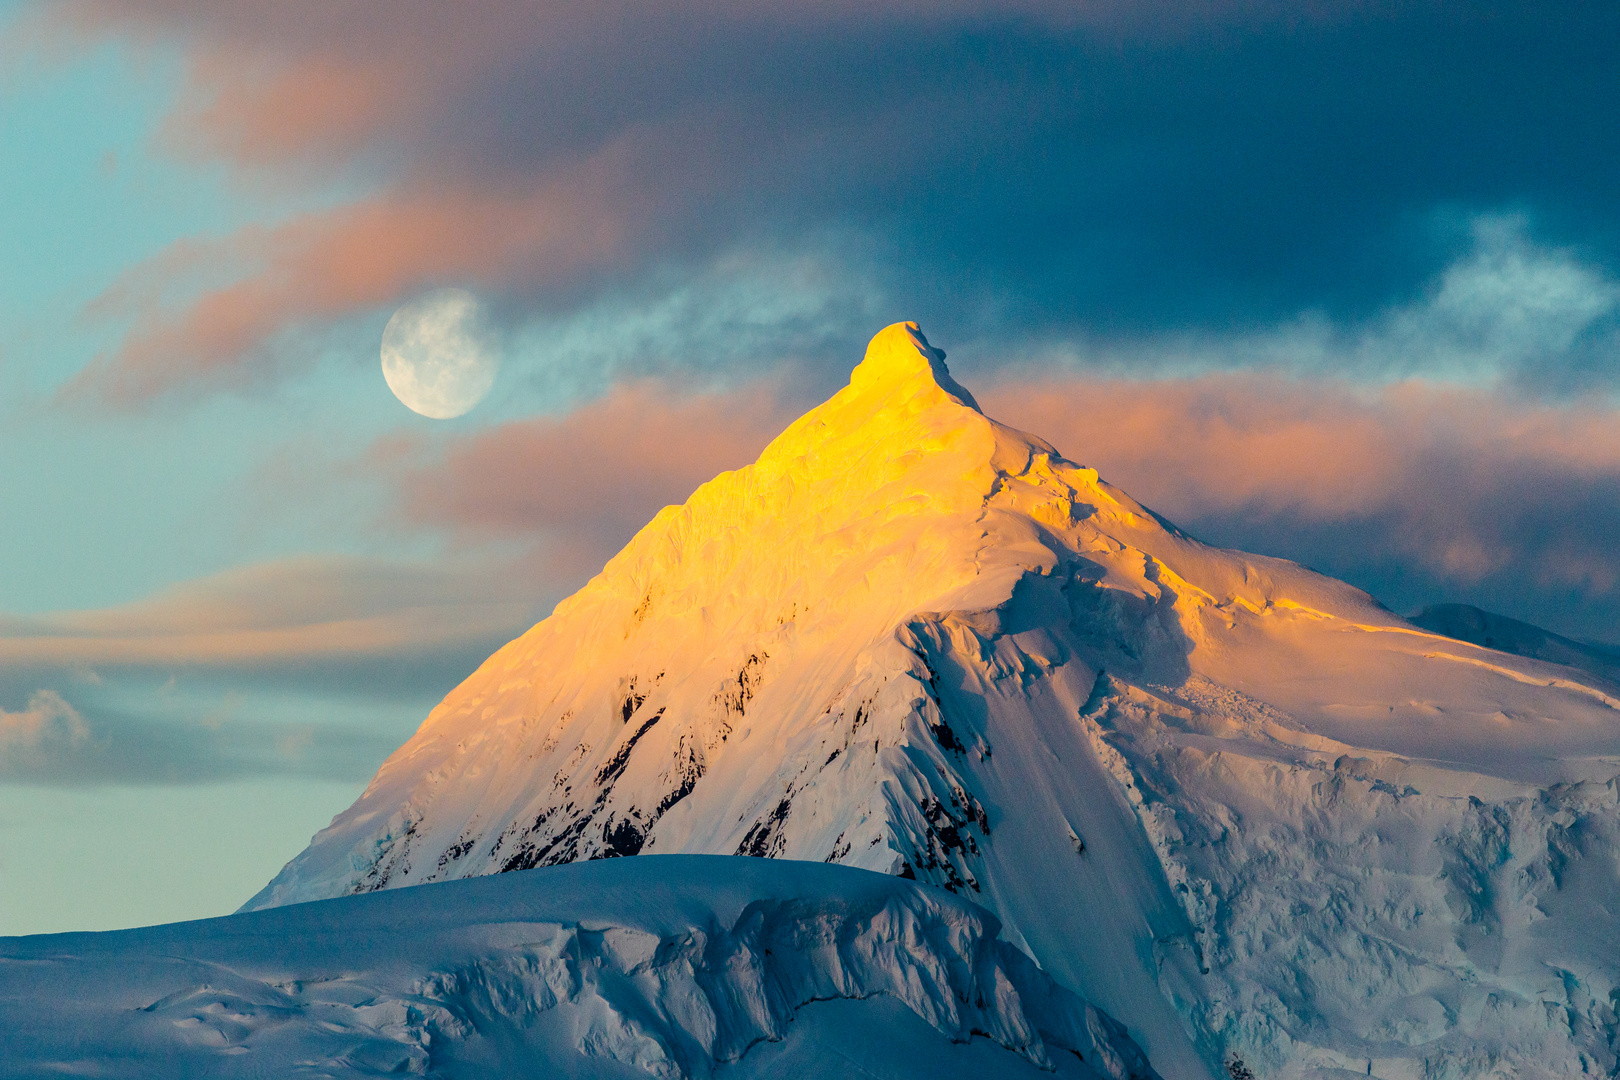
[383,378,802,581]
[37,0,1620,402]
[0,556,542,786]
[66,178,630,403]
[990,216,1620,392]
[1374,216,1620,388]
[0,686,400,786]
[0,555,537,672]
[983,373,1620,639]
[501,241,891,404]
[0,690,89,767]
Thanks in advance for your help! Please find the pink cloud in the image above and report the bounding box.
[0,556,536,670]
[165,48,403,167]
[0,690,89,756]
[980,374,1620,592]
[386,379,799,580]
[68,173,630,402]
[373,369,1620,607]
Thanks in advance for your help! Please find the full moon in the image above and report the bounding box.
[380,289,500,419]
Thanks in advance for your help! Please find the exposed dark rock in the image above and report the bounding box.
[595,709,664,788]
[738,797,792,857]
[598,818,646,858]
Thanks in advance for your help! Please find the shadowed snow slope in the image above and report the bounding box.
[249,323,1620,1079]
[1411,603,1620,685]
[0,856,1155,1079]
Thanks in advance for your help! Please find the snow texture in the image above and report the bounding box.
[247,323,1620,1079]
[0,856,1154,1080]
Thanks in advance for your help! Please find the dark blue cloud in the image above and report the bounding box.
[57,1,1620,398]
[412,2,1620,356]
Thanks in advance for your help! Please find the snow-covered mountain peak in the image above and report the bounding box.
[252,323,1620,1079]
[536,320,1079,691]
[846,321,981,410]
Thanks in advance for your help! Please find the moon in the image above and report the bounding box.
[380,289,500,419]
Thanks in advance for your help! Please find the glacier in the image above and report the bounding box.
[239,323,1620,1078]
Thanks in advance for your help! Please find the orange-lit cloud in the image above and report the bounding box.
[0,690,88,754]
[386,379,800,580]
[0,555,536,671]
[0,556,531,785]
[981,374,1620,596]
[70,173,630,403]
[166,49,401,168]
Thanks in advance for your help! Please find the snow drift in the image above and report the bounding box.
[0,857,1154,1080]
[247,323,1620,1078]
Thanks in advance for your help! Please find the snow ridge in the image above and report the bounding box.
[0,857,1156,1080]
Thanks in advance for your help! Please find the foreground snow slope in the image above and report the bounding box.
[251,324,1620,1078]
[0,856,1154,1080]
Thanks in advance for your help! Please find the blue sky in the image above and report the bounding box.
[3,0,1619,934]
[0,22,533,929]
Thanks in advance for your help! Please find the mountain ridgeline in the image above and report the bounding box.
[250,324,1620,1079]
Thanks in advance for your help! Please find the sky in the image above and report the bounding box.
[2,0,1618,935]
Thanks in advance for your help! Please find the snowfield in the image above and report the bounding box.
[0,856,1155,1080]
[223,323,1620,1077]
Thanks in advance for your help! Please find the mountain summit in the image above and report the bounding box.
[252,324,1620,1079]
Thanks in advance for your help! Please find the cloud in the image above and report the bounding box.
[1378,217,1620,387]
[386,379,803,580]
[38,0,1620,402]
[379,341,1620,643]
[0,554,539,685]
[372,287,1620,642]
[0,690,89,765]
[500,240,892,403]
[68,179,630,402]
[0,695,400,787]
[979,216,1620,390]
[0,557,541,786]
[980,373,1620,639]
